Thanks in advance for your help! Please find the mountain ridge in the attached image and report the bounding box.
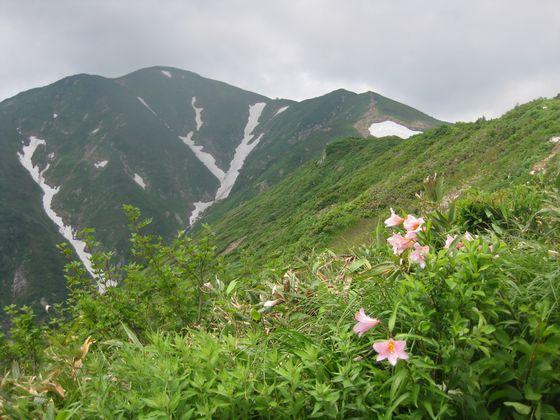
[0,65,445,316]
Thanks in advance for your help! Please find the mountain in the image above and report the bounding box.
[0,66,444,315]
[202,97,560,261]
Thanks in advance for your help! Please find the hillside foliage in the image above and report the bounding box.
[1,97,560,418]
[1,164,559,417]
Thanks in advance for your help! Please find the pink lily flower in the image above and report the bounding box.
[445,232,474,251]
[387,233,415,255]
[403,214,425,233]
[404,230,419,241]
[444,234,457,250]
[384,208,404,227]
[373,339,409,366]
[409,243,430,268]
[353,308,380,337]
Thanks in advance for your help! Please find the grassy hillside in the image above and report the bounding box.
[1,134,559,417]
[203,97,560,262]
[213,90,446,214]
[0,123,68,322]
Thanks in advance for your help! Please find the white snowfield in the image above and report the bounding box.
[274,105,289,116]
[215,102,267,200]
[191,97,204,130]
[368,120,422,139]
[94,160,108,169]
[53,113,58,119]
[184,102,267,225]
[179,131,225,180]
[137,96,158,117]
[17,136,95,278]
[161,70,172,78]
[133,173,146,189]
[189,201,214,226]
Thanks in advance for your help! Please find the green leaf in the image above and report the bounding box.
[504,401,531,415]
[11,361,20,380]
[226,280,238,296]
[121,322,141,346]
[251,308,262,321]
[347,258,370,273]
[389,367,408,400]
[523,384,542,401]
[388,302,400,333]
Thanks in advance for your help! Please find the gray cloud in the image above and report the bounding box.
[1,0,559,121]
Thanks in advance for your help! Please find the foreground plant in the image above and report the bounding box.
[373,339,409,366]
[352,307,409,366]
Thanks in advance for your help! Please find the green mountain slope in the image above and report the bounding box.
[0,66,444,316]
[115,66,275,168]
[204,97,560,261]
[199,89,445,224]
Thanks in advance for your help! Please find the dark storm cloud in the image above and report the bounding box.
[1,0,559,121]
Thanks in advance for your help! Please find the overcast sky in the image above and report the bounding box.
[1,1,559,121]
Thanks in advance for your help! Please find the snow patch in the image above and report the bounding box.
[182,102,268,225]
[189,201,214,225]
[185,102,267,225]
[137,96,158,117]
[274,106,289,116]
[179,132,225,180]
[94,160,108,169]
[191,97,204,130]
[215,102,267,200]
[133,173,146,189]
[368,121,422,139]
[53,113,58,119]
[17,136,95,278]
[90,127,100,135]
[161,70,172,78]
[48,152,55,159]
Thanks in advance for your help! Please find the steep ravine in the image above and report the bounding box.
[17,135,95,277]
[182,101,267,225]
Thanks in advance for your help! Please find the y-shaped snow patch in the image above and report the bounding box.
[368,121,422,139]
[274,106,289,117]
[179,132,225,180]
[94,160,108,169]
[17,136,95,278]
[161,70,172,78]
[186,102,268,225]
[215,102,267,200]
[137,96,158,117]
[133,173,146,189]
[189,201,214,226]
[191,97,204,130]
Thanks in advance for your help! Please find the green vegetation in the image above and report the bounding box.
[203,97,560,263]
[1,162,559,417]
[1,78,559,417]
